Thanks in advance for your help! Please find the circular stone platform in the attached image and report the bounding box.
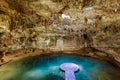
[60,63,80,80]
[60,63,80,72]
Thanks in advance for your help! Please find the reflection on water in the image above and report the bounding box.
[0,54,120,80]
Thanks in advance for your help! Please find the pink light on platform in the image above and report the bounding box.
[60,63,80,80]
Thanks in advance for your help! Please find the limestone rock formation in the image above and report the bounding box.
[0,0,120,65]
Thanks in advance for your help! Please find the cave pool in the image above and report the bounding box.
[0,54,120,80]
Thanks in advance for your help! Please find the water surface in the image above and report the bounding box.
[0,54,120,80]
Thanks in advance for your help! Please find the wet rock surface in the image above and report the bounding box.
[0,0,120,65]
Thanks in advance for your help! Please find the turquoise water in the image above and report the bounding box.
[0,54,120,80]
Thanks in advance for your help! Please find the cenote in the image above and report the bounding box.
[0,54,120,80]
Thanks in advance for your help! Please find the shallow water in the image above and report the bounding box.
[0,54,120,80]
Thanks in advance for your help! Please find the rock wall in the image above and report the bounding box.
[0,0,120,64]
